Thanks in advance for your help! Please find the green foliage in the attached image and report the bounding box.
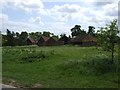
[21,50,48,63]
[6,29,15,46]
[97,19,119,62]
[2,48,56,63]
[51,35,59,40]
[19,32,28,45]
[2,30,60,46]
[57,54,116,75]
[29,32,42,40]
[90,54,116,74]
[97,19,118,51]
[43,31,51,37]
[88,26,95,35]
[60,34,69,44]
[0,32,1,46]
[71,25,86,37]
[2,30,29,46]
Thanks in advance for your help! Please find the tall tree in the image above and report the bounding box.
[6,29,15,46]
[43,31,51,37]
[51,35,59,40]
[97,19,119,63]
[19,32,28,45]
[0,32,2,46]
[60,34,68,44]
[88,26,95,35]
[71,25,86,37]
[29,32,42,40]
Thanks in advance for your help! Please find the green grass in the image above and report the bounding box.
[2,45,119,88]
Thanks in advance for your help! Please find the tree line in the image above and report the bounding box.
[2,30,60,46]
[1,19,120,48]
[2,25,98,46]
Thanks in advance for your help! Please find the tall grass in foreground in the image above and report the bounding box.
[2,46,119,88]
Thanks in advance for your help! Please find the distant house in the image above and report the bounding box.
[58,35,71,45]
[37,36,57,46]
[37,36,49,46]
[71,35,97,47]
[26,38,37,45]
[56,40,64,45]
[44,37,57,46]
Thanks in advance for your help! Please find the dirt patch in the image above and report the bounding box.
[2,78,27,88]
[32,83,44,88]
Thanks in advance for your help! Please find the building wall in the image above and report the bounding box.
[71,41,97,47]
[82,41,97,47]
[37,38,45,46]
[44,38,56,46]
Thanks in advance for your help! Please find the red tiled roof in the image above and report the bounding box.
[42,36,49,41]
[27,38,36,43]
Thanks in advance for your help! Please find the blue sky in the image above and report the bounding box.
[0,0,119,36]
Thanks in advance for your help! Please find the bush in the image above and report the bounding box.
[89,54,117,74]
[56,59,94,76]
[94,58,116,74]
[20,50,48,63]
[56,54,117,76]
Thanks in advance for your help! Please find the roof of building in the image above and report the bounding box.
[71,35,97,42]
[27,38,36,43]
[41,36,49,41]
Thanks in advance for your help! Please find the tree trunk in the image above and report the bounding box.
[111,43,114,63]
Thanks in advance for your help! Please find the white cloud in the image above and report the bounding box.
[44,22,71,35]
[1,20,44,34]
[43,3,117,30]
[53,4,81,13]
[0,13,8,21]
[1,19,70,36]
[45,4,88,22]
[1,0,44,13]
[0,13,44,34]
[102,3,118,16]
[0,13,70,35]
[29,17,44,26]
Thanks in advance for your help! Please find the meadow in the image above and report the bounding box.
[2,45,119,88]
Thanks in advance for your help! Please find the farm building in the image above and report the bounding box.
[71,35,97,47]
[37,36,57,46]
[26,38,37,45]
[44,37,57,46]
[58,36,71,45]
[56,40,64,45]
[37,36,49,46]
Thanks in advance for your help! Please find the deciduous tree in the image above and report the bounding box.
[97,19,119,63]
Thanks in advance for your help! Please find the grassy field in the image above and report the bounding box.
[2,45,119,88]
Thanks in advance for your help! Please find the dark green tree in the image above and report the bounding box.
[19,32,28,45]
[29,32,42,40]
[43,31,51,37]
[6,29,15,46]
[51,35,59,40]
[60,34,68,44]
[71,25,86,37]
[0,32,2,46]
[88,26,95,36]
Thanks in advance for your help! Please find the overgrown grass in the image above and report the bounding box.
[2,45,119,88]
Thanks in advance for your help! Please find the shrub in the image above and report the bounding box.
[56,54,117,76]
[20,50,48,63]
[94,58,116,74]
[89,54,117,74]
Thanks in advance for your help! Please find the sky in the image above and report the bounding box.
[0,0,119,36]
